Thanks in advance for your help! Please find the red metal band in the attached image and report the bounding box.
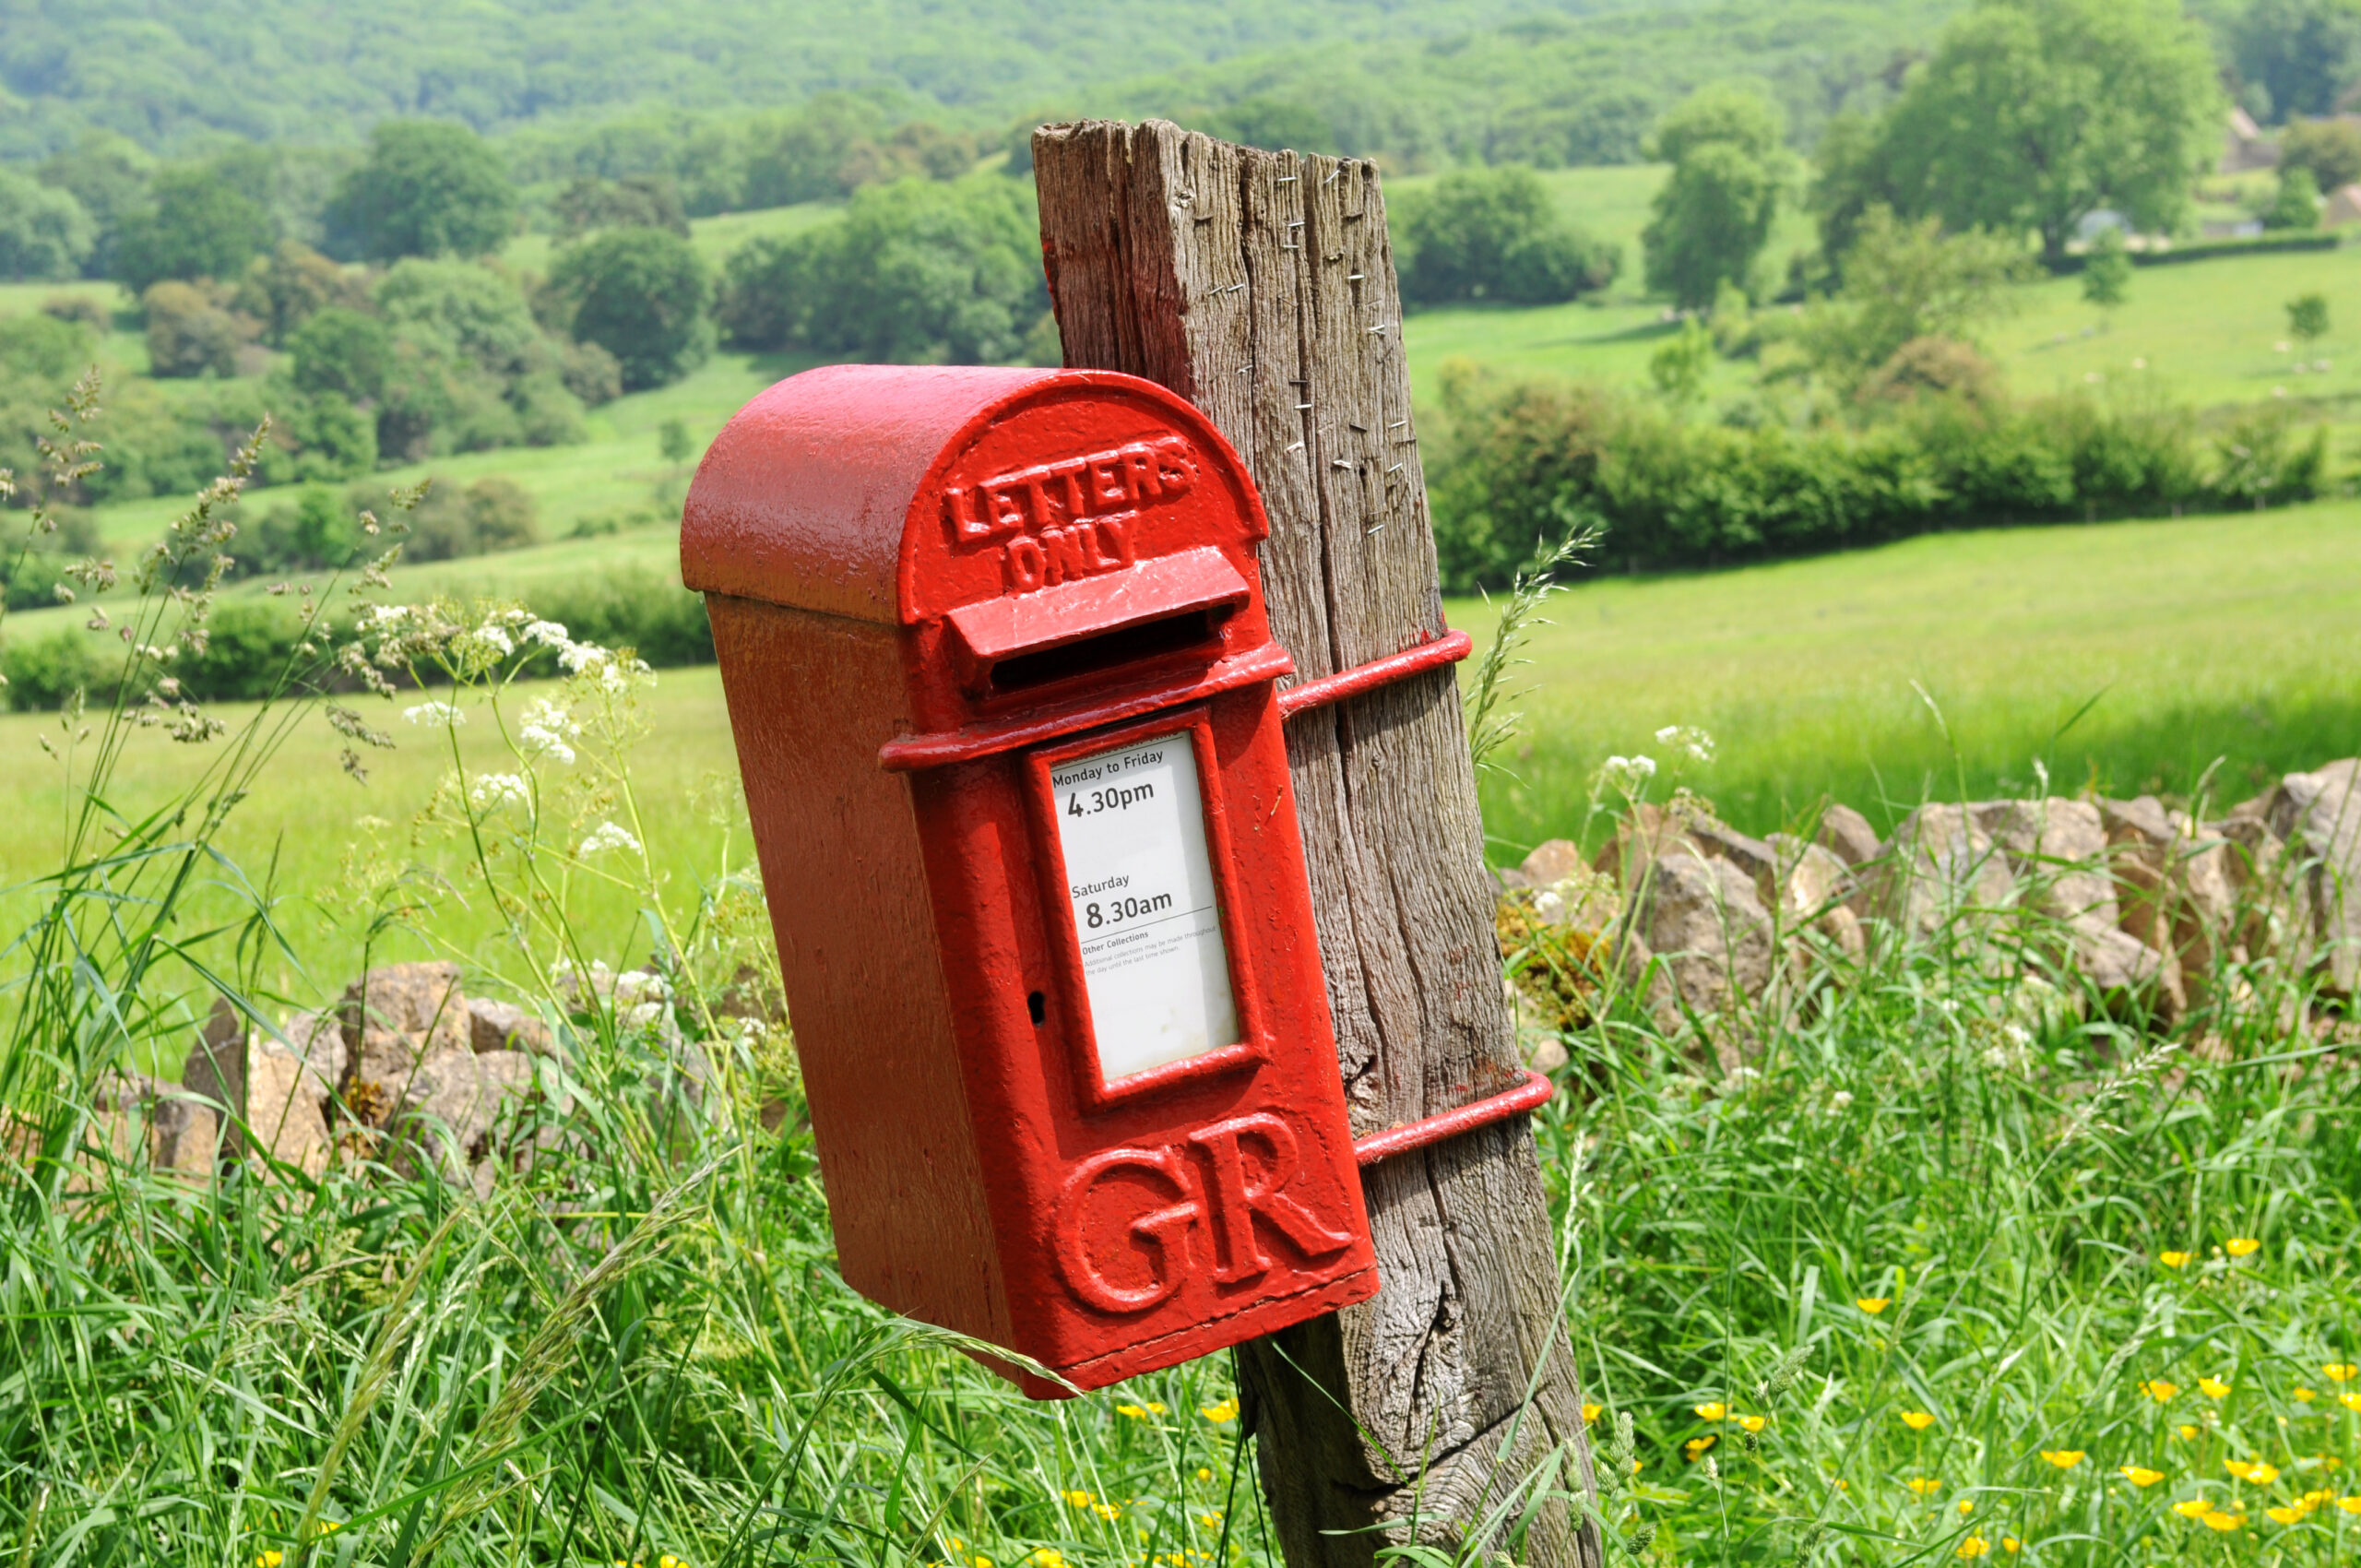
[1275,629,1473,719]
[1350,1068,1555,1167]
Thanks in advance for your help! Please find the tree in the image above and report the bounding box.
[37,134,152,279]
[2289,292,2331,342]
[1800,204,2033,386]
[2232,0,2361,122]
[554,175,689,239]
[142,280,253,377]
[114,166,272,290]
[2082,230,2133,307]
[1869,0,2219,265]
[718,177,1044,364]
[1395,165,1619,306]
[2282,119,2361,194]
[547,227,713,390]
[326,121,516,261]
[1202,98,1335,154]
[290,307,393,402]
[232,239,373,345]
[2266,165,2323,230]
[0,167,94,281]
[1640,87,1789,311]
[1647,318,1714,407]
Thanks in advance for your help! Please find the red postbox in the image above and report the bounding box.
[682,363,1382,1393]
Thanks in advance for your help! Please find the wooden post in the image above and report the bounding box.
[1033,120,1601,1568]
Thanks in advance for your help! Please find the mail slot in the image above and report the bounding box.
[682,364,1378,1395]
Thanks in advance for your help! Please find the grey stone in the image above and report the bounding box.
[1866,804,2014,936]
[182,997,333,1175]
[2263,759,2361,994]
[340,964,470,1128]
[2106,798,2239,1006]
[467,996,552,1055]
[393,1046,535,1184]
[1512,838,1589,890]
[1631,851,1775,1072]
[1686,819,1782,901]
[1975,798,2177,1020]
[1766,833,1867,960]
[1815,802,1882,868]
[1501,977,1569,1075]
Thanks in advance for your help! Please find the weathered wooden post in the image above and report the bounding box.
[1034,121,1601,1566]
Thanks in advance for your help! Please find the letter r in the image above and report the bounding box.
[1186,1113,1356,1285]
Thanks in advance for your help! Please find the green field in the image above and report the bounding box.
[9,497,2355,997]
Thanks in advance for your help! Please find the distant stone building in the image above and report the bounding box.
[2220,107,2279,173]
[2323,183,2361,227]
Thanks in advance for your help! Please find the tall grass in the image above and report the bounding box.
[5,389,2360,1568]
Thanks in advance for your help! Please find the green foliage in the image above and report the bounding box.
[1194,96,1335,153]
[370,257,587,457]
[552,174,689,238]
[35,134,153,279]
[231,238,374,346]
[1428,372,2305,590]
[1803,206,2034,387]
[289,306,391,401]
[140,279,255,378]
[326,121,517,261]
[1864,0,2221,262]
[399,474,541,562]
[239,484,363,575]
[2278,116,2361,193]
[1641,87,1789,311]
[718,176,1043,363]
[1646,318,1713,408]
[0,166,95,281]
[2287,290,2331,341]
[0,312,96,383]
[1395,165,1619,308]
[2266,163,2323,230]
[113,165,272,290]
[547,227,714,391]
[2231,0,2361,122]
[2081,229,2133,307]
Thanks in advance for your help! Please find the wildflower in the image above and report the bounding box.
[2231,1460,2280,1485]
[2199,1378,2231,1399]
[1654,725,1714,765]
[2339,1497,2361,1515]
[578,821,642,856]
[1684,1435,1718,1461]
[1957,1537,1988,1560]
[659,1558,684,1568]
[2266,1505,2304,1525]
[2200,1510,2243,1532]
[2139,1380,2177,1401]
[258,1554,283,1568]
[2342,1393,2361,1413]
[2171,1499,2214,1518]
[404,700,464,726]
[2295,1387,2317,1402]
[1957,1499,1975,1515]
[2225,1238,2260,1258]
[1694,1401,1727,1420]
[1592,754,1657,802]
[1857,1297,1892,1314]
[1200,1398,1239,1423]
[1116,1403,1167,1420]
[1197,1513,1220,1528]
[1902,1411,1937,1431]
[1062,1491,1093,1508]
[2000,1538,2020,1554]
[1907,1478,1943,1496]
[2177,1425,2201,1440]
[1581,1402,1601,1424]
[2120,1466,2164,1487]
[1195,1469,1211,1483]
[1738,1414,1766,1433]
[2325,1363,2358,1383]
[1091,1503,1121,1521]
[2158,1252,2191,1268]
[2039,1451,2084,1470]
[469,772,531,810]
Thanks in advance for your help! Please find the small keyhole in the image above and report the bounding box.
[1026,990,1047,1026]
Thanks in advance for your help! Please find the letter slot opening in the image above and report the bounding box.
[942,545,1252,696]
[991,609,1223,694]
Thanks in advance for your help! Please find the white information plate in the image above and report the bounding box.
[1049,732,1240,1081]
